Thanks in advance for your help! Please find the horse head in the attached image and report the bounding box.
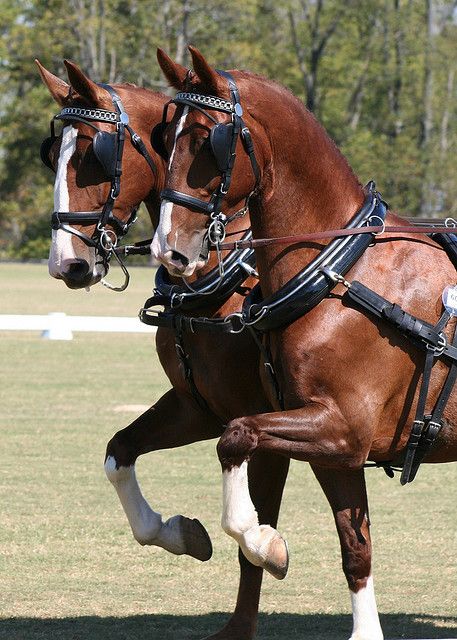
[153,46,265,278]
[37,60,167,289]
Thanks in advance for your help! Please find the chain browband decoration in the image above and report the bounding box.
[173,92,235,113]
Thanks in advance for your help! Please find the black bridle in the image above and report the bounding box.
[42,83,157,290]
[159,71,261,249]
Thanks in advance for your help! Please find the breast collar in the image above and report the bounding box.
[242,186,387,332]
[140,230,256,329]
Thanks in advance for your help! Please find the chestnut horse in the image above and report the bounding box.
[38,59,291,640]
[154,46,457,640]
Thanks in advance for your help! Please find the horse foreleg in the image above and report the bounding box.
[312,466,383,640]
[104,388,222,561]
[216,406,369,579]
[206,450,290,640]
[217,430,290,581]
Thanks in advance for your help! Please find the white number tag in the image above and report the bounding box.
[442,285,457,316]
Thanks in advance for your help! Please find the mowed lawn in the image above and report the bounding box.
[0,263,456,640]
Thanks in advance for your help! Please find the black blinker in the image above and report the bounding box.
[210,122,233,172]
[151,122,169,161]
[93,131,118,177]
[40,136,56,172]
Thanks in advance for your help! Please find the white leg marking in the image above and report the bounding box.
[104,456,187,554]
[222,461,259,538]
[349,575,383,640]
[221,461,287,574]
[151,107,189,259]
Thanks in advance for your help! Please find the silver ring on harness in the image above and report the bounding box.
[208,214,227,245]
[99,227,118,252]
[445,217,457,228]
[368,214,386,236]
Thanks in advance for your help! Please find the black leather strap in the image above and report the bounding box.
[139,309,241,334]
[160,188,215,214]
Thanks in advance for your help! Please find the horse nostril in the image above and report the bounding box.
[171,251,189,267]
[64,260,90,284]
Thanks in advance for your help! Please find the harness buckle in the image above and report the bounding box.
[426,331,447,356]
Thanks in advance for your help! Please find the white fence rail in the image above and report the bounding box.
[0,312,156,340]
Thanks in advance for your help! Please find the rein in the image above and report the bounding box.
[216,221,457,251]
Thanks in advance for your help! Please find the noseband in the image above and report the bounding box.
[159,71,261,248]
[42,83,157,290]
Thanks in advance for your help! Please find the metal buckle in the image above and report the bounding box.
[426,331,447,356]
[223,312,245,334]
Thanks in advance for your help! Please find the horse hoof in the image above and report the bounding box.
[262,533,289,580]
[242,525,289,580]
[179,515,213,561]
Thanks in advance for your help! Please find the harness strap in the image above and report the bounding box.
[174,316,211,411]
[248,327,284,410]
[344,280,457,483]
[400,331,441,485]
[140,308,241,334]
[406,318,457,483]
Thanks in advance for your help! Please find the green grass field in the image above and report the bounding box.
[1,263,456,640]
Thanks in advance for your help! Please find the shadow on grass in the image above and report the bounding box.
[1,613,457,640]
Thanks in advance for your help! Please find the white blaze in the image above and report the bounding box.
[48,125,78,276]
[152,107,189,259]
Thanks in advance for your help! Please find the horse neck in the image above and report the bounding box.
[243,76,365,293]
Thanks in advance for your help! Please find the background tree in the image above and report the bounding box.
[1,0,456,259]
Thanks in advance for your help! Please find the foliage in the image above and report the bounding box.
[1,0,457,257]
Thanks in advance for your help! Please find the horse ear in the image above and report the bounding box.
[157,48,189,89]
[188,46,225,94]
[35,59,70,106]
[63,59,111,107]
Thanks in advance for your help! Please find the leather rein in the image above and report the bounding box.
[216,220,457,251]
